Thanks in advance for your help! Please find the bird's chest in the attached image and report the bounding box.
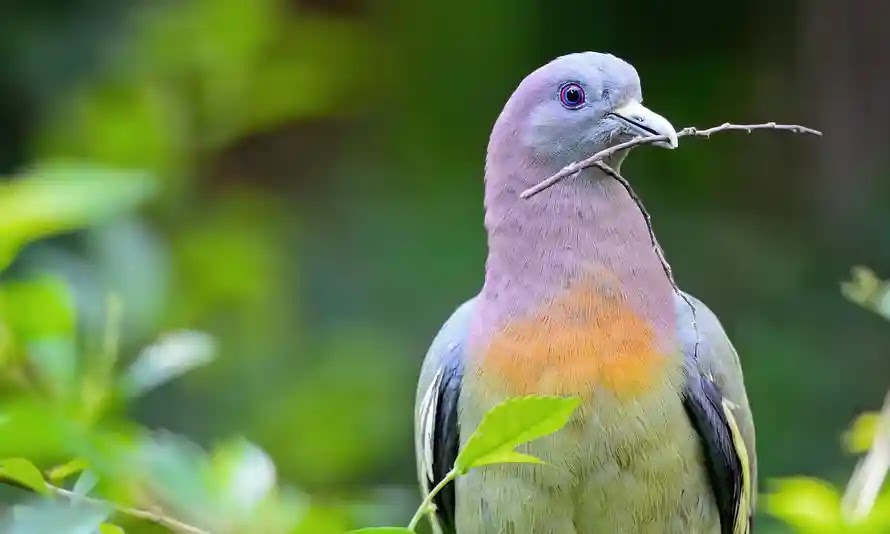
[459,374,715,534]
[470,282,678,400]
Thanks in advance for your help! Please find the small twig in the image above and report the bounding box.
[520,122,822,199]
[593,161,699,358]
[47,484,209,534]
[408,468,458,531]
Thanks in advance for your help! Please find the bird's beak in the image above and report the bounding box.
[608,100,679,149]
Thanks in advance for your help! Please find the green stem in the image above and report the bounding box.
[407,468,459,531]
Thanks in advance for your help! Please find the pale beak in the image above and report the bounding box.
[608,100,679,149]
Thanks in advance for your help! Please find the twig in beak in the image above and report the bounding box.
[519,122,822,200]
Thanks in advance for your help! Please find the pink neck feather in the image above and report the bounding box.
[477,145,678,346]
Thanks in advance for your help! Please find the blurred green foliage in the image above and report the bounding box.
[765,404,890,534]
[764,268,890,532]
[0,162,356,531]
[0,164,154,270]
[0,0,384,531]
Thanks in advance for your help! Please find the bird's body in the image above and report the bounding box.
[415,52,755,534]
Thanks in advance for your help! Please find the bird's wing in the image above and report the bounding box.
[414,298,475,533]
[677,291,757,534]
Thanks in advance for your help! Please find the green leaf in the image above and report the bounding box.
[208,438,275,516]
[841,266,890,320]
[47,458,88,483]
[120,330,216,398]
[72,469,98,496]
[455,395,581,474]
[137,433,216,519]
[0,458,49,494]
[0,163,156,268]
[464,450,544,469]
[0,276,75,341]
[348,529,415,534]
[37,83,187,178]
[0,276,78,396]
[844,412,880,454]
[293,502,351,534]
[99,524,126,534]
[765,477,843,531]
[4,499,109,534]
[0,401,91,460]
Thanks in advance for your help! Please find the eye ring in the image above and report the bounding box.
[559,82,585,109]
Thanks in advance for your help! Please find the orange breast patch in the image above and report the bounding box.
[477,282,668,399]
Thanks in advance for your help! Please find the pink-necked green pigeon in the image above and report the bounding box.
[414,52,755,534]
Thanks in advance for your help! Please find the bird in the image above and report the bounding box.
[413,52,756,534]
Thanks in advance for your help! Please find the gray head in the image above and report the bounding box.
[487,52,677,171]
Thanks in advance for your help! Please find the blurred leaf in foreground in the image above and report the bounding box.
[209,437,276,517]
[0,163,156,269]
[766,477,845,532]
[47,457,88,484]
[72,469,99,496]
[135,431,311,533]
[0,401,84,461]
[0,276,75,341]
[0,458,48,495]
[119,330,216,398]
[1,498,110,534]
[0,275,78,397]
[295,501,353,534]
[841,266,890,320]
[844,412,881,455]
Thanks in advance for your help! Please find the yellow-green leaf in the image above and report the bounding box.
[844,412,880,454]
[348,529,414,533]
[841,266,882,307]
[99,524,125,534]
[47,457,88,483]
[466,450,544,469]
[0,458,48,494]
[841,266,890,320]
[0,276,76,341]
[455,395,581,474]
[0,163,156,268]
[765,477,843,530]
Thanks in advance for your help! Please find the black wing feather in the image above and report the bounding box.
[428,365,462,532]
[417,299,474,533]
[683,371,747,534]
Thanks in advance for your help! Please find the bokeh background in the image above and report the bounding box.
[1,0,889,532]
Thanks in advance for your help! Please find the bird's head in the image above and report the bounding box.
[489,52,678,168]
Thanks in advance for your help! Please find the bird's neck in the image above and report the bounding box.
[479,156,678,337]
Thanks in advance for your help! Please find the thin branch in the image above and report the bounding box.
[408,468,457,531]
[47,483,209,534]
[593,161,699,358]
[520,122,822,199]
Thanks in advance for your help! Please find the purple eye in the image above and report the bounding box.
[559,82,585,109]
